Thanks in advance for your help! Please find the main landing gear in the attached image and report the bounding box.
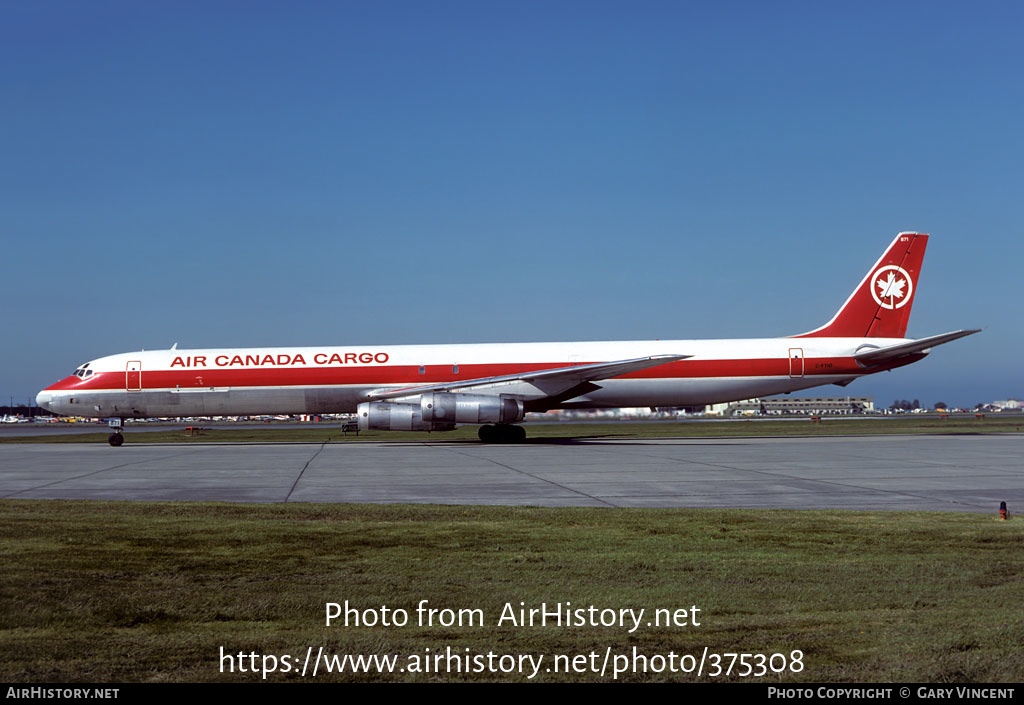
[478,424,527,444]
[108,418,125,447]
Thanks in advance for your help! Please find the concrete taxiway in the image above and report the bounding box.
[1,435,1021,512]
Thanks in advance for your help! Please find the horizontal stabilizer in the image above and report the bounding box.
[367,354,691,401]
[854,329,981,364]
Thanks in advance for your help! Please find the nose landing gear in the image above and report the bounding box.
[107,418,125,447]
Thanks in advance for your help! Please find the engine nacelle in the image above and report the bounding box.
[357,401,456,432]
[419,393,525,425]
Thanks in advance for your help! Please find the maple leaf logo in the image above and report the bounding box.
[870,265,913,309]
[876,272,906,300]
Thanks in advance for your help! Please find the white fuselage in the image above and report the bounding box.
[36,336,911,419]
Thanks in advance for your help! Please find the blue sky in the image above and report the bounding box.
[2,1,1020,408]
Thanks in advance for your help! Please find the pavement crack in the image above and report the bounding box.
[436,446,620,507]
[3,450,194,498]
[285,442,328,502]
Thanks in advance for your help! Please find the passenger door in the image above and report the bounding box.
[126,361,142,391]
[788,348,804,378]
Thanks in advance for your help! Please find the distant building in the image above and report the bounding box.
[706,396,874,416]
[532,396,875,420]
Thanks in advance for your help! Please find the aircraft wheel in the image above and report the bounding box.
[108,433,124,447]
[479,425,526,443]
[496,424,527,443]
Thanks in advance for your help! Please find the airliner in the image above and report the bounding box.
[36,232,978,446]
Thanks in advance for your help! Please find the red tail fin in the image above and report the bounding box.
[796,232,928,338]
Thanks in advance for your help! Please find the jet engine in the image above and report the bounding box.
[357,393,525,431]
[419,393,525,425]
[356,401,455,432]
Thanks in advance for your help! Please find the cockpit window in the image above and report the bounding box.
[73,363,92,378]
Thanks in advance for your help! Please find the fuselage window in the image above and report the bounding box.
[452,365,459,374]
[419,366,425,375]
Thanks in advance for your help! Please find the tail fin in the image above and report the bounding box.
[796,232,928,338]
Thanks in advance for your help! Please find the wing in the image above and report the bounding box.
[854,329,981,364]
[366,354,691,401]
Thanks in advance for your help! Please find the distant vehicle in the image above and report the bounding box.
[36,232,979,446]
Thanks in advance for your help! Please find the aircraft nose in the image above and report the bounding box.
[36,391,52,411]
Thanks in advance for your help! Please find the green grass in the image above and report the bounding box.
[3,415,1023,444]
[1,501,1021,682]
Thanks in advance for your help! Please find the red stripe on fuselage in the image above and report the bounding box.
[44,357,869,392]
